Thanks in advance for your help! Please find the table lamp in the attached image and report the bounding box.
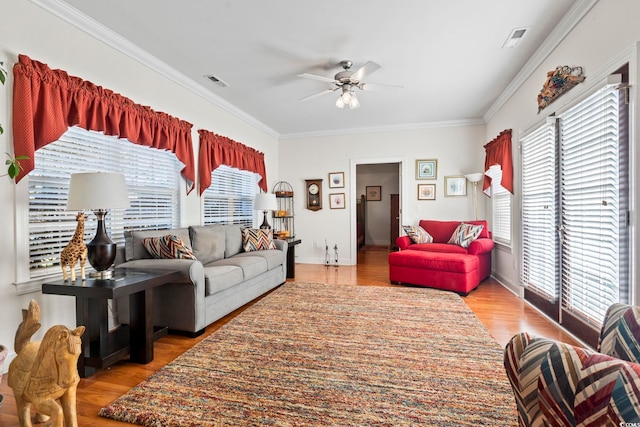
[254,193,277,229]
[67,172,130,278]
[464,172,485,220]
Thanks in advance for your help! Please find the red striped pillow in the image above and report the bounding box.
[142,235,196,260]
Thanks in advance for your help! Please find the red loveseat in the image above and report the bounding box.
[388,220,494,294]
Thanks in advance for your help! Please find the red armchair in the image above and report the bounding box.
[389,220,494,294]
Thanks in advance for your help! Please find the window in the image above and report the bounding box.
[28,126,181,279]
[202,165,259,226]
[487,165,511,245]
[520,72,629,345]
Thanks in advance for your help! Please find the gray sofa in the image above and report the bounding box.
[115,224,287,336]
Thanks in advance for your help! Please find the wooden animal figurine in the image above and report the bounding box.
[60,212,87,281]
[8,300,85,427]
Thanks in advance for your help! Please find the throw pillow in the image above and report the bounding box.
[447,223,484,248]
[402,225,433,244]
[242,228,277,252]
[142,235,197,260]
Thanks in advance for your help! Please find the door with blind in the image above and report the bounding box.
[521,72,629,347]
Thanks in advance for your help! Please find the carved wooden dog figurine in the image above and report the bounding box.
[60,212,87,281]
[8,300,85,427]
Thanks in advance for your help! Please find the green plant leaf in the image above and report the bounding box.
[8,162,19,179]
[0,124,3,135]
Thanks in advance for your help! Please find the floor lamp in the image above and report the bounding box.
[464,173,484,220]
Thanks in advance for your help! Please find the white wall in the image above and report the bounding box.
[485,0,640,304]
[279,124,486,265]
[0,0,279,364]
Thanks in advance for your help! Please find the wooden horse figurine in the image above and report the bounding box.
[60,212,87,281]
[8,300,85,427]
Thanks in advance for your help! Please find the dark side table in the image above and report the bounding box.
[285,238,301,279]
[42,268,181,377]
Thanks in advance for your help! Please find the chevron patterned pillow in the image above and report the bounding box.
[242,228,277,252]
[402,225,433,244]
[448,223,484,248]
[142,235,196,260]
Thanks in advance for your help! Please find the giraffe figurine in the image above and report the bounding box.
[60,212,87,281]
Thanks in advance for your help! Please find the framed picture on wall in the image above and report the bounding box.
[416,159,437,180]
[366,186,382,201]
[417,184,436,200]
[329,193,346,209]
[444,176,467,197]
[328,172,345,188]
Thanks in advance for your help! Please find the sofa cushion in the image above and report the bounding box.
[224,225,244,258]
[210,256,267,281]
[242,228,277,251]
[407,243,468,254]
[448,223,484,248]
[142,235,196,260]
[419,220,489,243]
[125,228,191,261]
[234,249,285,270]
[189,224,225,265]
[202,265,244,296]
[402,225,433,244]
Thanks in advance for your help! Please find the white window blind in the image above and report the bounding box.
[492,188,511,245]
[486,165,511,245]
[521,120,558,300]
[203,165,259,226]
[559,84,621,324]
[29,126,180,278]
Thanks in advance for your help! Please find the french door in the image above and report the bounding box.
[521,72,629,347]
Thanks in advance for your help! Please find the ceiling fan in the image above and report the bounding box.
[298,60,402,109]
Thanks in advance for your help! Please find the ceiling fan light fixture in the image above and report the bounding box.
[349,92,360,109]
[335,96,345,109]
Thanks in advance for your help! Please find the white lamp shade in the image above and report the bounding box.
[67,172,130,210]
[254,193,277,211]
[464,173,484,183]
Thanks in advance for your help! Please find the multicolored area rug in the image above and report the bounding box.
[99,283,517,426]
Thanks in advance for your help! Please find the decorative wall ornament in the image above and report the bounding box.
[537,66,585,112]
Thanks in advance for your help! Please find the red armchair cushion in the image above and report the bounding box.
[408,243,469,254]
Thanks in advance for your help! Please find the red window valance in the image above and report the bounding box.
[483,129,514,195]
[12,54,195,192]
[198,129,267,195]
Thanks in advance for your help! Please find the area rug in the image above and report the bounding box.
[99,283,517,426]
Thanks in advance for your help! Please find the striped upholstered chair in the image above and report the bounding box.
[504,303,640,426]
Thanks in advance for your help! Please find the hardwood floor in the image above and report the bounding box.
[0,247,581,426]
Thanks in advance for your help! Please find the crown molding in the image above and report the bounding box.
[30,0,280,139]
[278,118,485,140]
[483,0,600,122]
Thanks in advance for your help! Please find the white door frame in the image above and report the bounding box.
[349,156,408,265]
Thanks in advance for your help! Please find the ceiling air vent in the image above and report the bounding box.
[503,27,529,48]
[204,74,229,88]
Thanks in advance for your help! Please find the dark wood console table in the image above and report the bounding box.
[42,268,181,377]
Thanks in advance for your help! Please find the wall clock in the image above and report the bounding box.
[305,179,322,211]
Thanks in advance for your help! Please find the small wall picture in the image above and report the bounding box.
[329,193,346,209]
[328,172,345,188]
[444,176,467,197]
[366,186,381,201]
[417,183,436,200]
[416,159,437,180]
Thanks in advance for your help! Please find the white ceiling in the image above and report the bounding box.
[53,0,588,138]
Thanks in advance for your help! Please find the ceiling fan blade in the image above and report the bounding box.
[360,82,404,91]
[298,73,338,84]
[299,87,339,102]
[349,61,381,82]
